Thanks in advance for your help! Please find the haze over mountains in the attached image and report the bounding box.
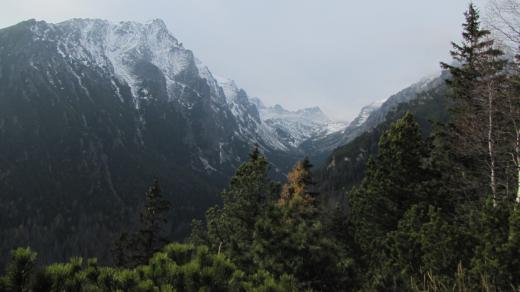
[0,18,444,264]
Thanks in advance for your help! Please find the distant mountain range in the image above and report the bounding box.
[300,73,445,165]
[317,73,450,208]
[0,17,446,265]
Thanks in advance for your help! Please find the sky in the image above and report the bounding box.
[1,0,489,121]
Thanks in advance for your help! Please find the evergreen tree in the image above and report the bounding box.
[202,146,276,269]
[383,204,470,290]
[113,179,171,267]
[136,179,171,263]
[441,3,507,203]
[0,247,37,292]
[254,159,353,291]
[2,244,296,291]
[349,112,432,288]
[504,206,520,286]
[467,200,514,290]
[350,113,430,248]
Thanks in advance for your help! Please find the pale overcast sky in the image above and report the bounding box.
[1,0,489,120]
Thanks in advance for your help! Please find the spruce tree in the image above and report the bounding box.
[203,146,276,269]
[441,3,507,203]
[113,179,171,267]
[349,113,431,287]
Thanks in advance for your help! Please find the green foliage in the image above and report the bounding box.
[350,113,430,253]
[252,161,354,291]
[464,201,520,290]
[441,3,508,202]
[318,83,450,208]
[0,247,37,292]
[1,243,295,291]
[4,4,520,291]
[192,149,353,290]
[385,204,469,288]
[198,147,277,269]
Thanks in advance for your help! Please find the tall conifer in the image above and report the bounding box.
[441,3,506,203]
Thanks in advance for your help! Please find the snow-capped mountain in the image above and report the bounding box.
[256,102,347,148]
[22,18,308,157]
[0,18,350,264]
[301,72,445,164]
[346,73,444,137]
[348,101,384,128]
[211,77,289,151]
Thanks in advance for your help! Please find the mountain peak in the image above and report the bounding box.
[250,97,265,109]
[4,17,343,153]
[146,18,167,28]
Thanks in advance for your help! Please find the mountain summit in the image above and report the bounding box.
[0,18,345,264]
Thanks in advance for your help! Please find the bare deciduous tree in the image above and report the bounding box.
[487,0,520,49]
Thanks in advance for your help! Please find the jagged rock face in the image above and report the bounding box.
[0,18,349,265]
[0,19,250,265]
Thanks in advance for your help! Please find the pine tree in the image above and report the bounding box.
[0,248,37,292]
[113,179,171,267]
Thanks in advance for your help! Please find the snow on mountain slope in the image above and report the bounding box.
[347,73,441,130]
[258,103,348,148]
[214,77,289,151]
[30,18,235,107]
[346,74,441,139]
[348,101,384,128]
[26,18,347,155]
[300,72,446,165]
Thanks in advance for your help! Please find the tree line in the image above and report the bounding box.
[3,2,520,291]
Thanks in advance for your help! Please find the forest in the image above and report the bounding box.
[3,3,520,291]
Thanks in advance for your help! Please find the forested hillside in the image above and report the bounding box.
[3,3,520,292]
[0,18,325,267]
[318,77,450,207]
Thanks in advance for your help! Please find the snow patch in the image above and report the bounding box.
[199,156,217,173]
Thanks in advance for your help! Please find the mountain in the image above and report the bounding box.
[343,74,445,141]
[301,73,446,165]
[347,101,384,129]
[0,16,443,266]
[317,74,450,207]
[0,18,344,265]
[255,101,347,149]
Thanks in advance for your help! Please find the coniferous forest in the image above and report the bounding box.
[4,2,520,292]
